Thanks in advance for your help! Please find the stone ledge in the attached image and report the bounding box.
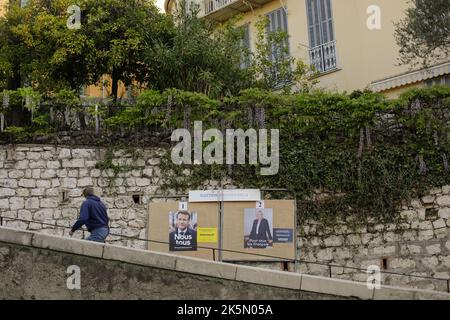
[235,265,302,290]
[1,226,449,300]
[373,285,417,300]
[301,274,374,300]
[31,232,104,258]
[0,226,34,246]
[175,256,237,280]
[414,288,450,300]
[103,244,176,271]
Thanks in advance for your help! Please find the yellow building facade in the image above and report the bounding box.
[166,0,450,97]
[0,0,8,17]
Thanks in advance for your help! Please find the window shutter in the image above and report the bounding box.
[266,8,289,61]
[306,0,321,48]
[240,24,251,69]
[307,0,334,47]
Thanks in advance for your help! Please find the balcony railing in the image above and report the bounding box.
[309,40,338,74]
[204,0,236,15]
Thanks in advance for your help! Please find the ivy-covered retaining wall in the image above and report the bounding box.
[0,144,449,292]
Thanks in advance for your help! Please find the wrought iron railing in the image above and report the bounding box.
[309,40,337,73]
[204,0,236,15]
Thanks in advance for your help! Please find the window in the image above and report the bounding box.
[132,194,142,204]
[266,8,290,62]
[306,0,337,73]
[265,8,291,88]
[240,24,251,69]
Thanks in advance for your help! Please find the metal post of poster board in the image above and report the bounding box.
[260,188,298,273]
[218,188,224,263]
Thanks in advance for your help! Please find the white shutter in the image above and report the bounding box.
[307,0,334,46]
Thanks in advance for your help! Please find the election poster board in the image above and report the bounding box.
[222,200,296,262]
[148,202,219,261]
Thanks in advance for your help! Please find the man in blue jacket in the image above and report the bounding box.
[69,187,110,242]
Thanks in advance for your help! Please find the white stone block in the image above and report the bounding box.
[10,197,24,210]
[34,209,54,221]
[0,188,16,197]
[418,230,434,241]
[142,168,153,177]
[0,179,18,188]
[78,177,93,187]
[41,169,57,179]
[372,245,396,255]
[438,256,450,268]
[25,197,40,209]
[71,149,95,158]
[136,178,151,187]
[14,160,29,169]
[389,258,416,269]
[8,170,24,179]
[62,159,85,168]
[62,178,77,189]
[67,169,78,177]
[429,187,442,195]
[409,199,421,209]
[0,198,9,209]
[421,256,439,268]
[18,179,36,188]
[79,169,89,177]
[323,235,343,247]
[58,148,72,159]
[418,221,433,230]
[400,210,417,222]
[29,160,46,169]
[27,152,41,160]
[47,161,61,169]
[436,196,450,206]
[17,210,32,221]
[61,208,77,218]
[433,219,446,229]
[40,151,54,160]
[36,180,51,188]
[40,198,59,208]
[438,208,450,219]
[421,195,435,204]
[400,245,422,255]
[31,169,41,179]
[425,244,441,255]
[90,169,101,177]
[30,188,45,196]
[15,188,29,197]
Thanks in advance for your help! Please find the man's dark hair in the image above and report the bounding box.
[82,187,95,198]
[176,211,191,220]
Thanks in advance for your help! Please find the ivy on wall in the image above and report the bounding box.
[1,86,450,222]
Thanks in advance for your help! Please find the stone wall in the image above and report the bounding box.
[3,226,450,300]
[295,188,450,292]
[0,227,354,300]
[0,144,449,292]
[0,144,168,249]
